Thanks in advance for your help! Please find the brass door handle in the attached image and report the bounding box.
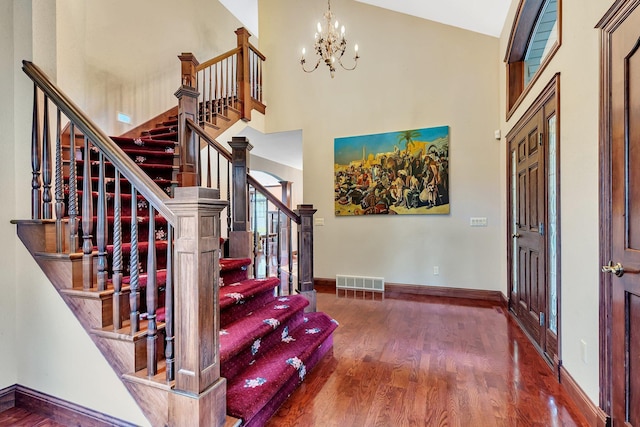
[512,233,521,238]
[602,261,624,277]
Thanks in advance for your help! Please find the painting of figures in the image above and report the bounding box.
[334,126,449,216]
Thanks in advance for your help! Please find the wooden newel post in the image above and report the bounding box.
[295,204,317,312]
[175,53,200,187]
[166,187,227,427]
[229,136,253,259]
[235,28,252,121]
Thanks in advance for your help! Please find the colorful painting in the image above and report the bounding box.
[334,126,449,216]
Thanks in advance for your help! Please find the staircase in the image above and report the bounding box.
[13,28,333,427]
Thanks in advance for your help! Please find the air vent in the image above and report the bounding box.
[336,274,384,294]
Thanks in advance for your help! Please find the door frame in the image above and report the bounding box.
[506,74,561,369]
[596,0,640,418]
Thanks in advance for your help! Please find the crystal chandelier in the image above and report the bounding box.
[300,0,359,78]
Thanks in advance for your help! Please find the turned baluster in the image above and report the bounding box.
[81,137,94,290]
[253,191,259,277]
[276,210,282,293]
[96,153,108,291]
[209,66,213,122]
[112,170,123,330]
[226,164,231,239]
[54,109,65,253]
[288,216,293,295]
[68,124,79,253]
[42,95,52,220]
[129,188,140,333]
[165,225,175,382]
[31,84,41,220]
[206,144,212,188]
[146,205,158,377]
[263,201,269,279]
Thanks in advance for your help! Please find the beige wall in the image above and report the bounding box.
[260,0,505,291]
[0,0,18,391]
[499,0,612,405]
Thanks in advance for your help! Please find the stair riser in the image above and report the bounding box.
[220,289,274,327]
[221,309,306,380]
[244,335,334,427]
[63,291,130,329]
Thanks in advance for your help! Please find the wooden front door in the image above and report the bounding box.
[600,1,640,424]
[507,78,559,365]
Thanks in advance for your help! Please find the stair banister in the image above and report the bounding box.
[22,60,176,224]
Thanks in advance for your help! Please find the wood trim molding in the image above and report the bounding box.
[0,384,138,427]
[314,278,507,306]
[559,366,610,427]
[0,384,16,413]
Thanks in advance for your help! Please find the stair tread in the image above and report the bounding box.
[225,312,338,423]
[111,135,177,147]
[219,294,309,363]
[220,277,280,310]
[220,257,252,271]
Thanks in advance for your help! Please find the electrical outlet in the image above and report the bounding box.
[433,266,439,275]
[314,217,324,226]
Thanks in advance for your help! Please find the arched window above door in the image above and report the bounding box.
[505,0,561,119]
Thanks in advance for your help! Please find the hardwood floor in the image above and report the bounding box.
[267,291,589,427]
[0,407,65,427]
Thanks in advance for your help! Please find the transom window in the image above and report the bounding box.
[505,0,561,118]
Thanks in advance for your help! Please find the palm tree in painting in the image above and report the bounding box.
[397,129,421,153]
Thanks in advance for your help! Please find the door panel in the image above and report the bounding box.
[508,79,558,365]
[609,4,640,424]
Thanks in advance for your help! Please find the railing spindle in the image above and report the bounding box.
[252,189,258,277]
[146,205,158,377]
[165,225,175,381]
[97,152,108,291]
[129,188,140,333]
[42,95,53,219]
[82,136,94,290]
[31,84,41,219]
[112,170,123,330]
[68,123,79,253]
[276,209,282,294]
[263,201,269,279]
[209,66,213,123]
[206,144,212,188]
[54,109,65,253]
[288,216,293,295]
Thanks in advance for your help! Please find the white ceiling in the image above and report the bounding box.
[355,0,512,37]
[220,0,513,39]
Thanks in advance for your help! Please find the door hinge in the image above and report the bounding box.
[539,132,543,146]
[540,312,545,326]
[538,222,544,235]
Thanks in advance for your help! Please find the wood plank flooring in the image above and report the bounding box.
[0,407,65,426]
[267,291,589,427]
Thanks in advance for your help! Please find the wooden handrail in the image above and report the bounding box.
[196,47,241,72]
[247,175,301,225]
[248,43,266,61]
[22,60,176,225]
[185,118,232,162]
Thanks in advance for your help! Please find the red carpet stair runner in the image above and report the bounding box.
[74,117,337,426]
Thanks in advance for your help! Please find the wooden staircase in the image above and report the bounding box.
[12,28,328,427]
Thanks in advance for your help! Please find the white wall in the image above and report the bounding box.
[498,0,612,405]
[260,0,504,291]
[0,0,18,391]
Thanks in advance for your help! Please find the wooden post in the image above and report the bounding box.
[178,52,199,89]
[229,136,253,259]
[175,81,199,187]
[279,180,292,209]
[166,187,227,427]
[235,28,252,121]
[295,204,317,312]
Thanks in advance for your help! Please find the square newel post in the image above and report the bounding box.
[229,136,253,259]
[235,28,252,121]
[165,187,228,427]
[175,53,200,187]
[295,204,317,312]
